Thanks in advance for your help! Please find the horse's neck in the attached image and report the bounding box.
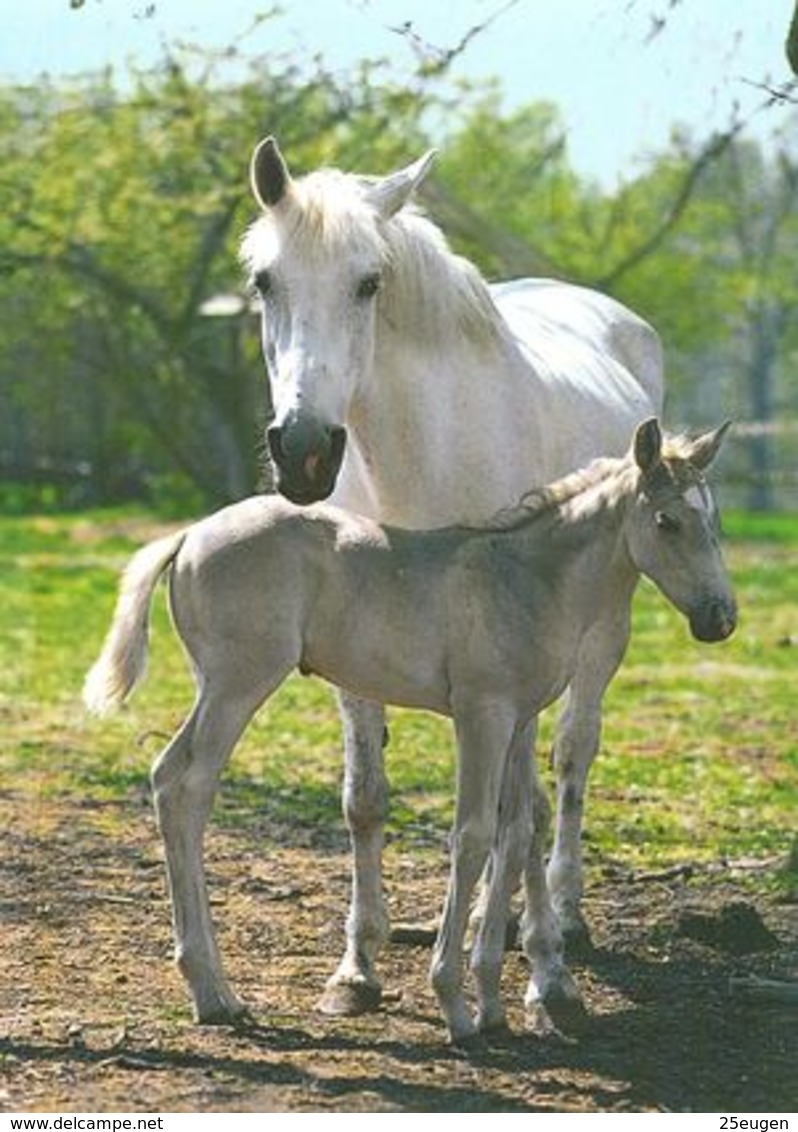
[345,312,531,527]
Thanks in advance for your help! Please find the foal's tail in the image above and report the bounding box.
[83,530,187,716]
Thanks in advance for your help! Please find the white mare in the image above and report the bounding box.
[84,420,736,1041]
[239,138,667,1012]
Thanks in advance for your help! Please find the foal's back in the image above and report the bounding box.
[169,495,466,712]
[167,491,609,720]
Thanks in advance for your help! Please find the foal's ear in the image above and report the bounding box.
[686,420,733,471]
[250,136,292,209]
[365,149,437,218]
[633,418,663,474]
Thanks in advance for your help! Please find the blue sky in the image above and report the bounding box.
[3,0,794,185]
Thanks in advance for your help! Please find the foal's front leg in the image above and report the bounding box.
[318,692,390,1015]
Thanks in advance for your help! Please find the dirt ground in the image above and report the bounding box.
[1,792,796,1114]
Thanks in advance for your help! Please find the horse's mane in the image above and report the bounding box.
[379,207,506,347]
[240,166,507,350]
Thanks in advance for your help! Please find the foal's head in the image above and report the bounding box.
[240,137,435,504]
[625,418,736,643]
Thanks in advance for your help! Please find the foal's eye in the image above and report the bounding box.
[655,511,681,534]
[355,273,381,300]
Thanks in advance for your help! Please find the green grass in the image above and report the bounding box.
[2,507,796,883]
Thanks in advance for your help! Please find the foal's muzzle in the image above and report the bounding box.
[267,419,347,504]
[688,596,737,643]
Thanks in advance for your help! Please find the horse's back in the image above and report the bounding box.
[491,278,664,416]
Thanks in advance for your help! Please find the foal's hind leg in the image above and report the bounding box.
[547,606,632,953]
[431,699,517,1042]
[152,683,277,1023]
[521,760,585,1033]
[318,692,390,1016]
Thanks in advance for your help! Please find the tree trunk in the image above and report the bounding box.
[745,307,781,512]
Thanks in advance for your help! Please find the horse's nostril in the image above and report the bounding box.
[330,426,347,466]
[267,426,285,465]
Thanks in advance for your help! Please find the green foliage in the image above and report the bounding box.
[0,19,796,512]
[0,30,438,511]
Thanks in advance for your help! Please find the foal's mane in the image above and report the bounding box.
[478,433,711,534]
[474,455,629,533]
[240,165,506,348]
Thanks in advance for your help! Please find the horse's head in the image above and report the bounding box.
[241,137,436,504]
[625,418,737,643]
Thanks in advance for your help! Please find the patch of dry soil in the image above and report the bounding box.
[1,794,796,1113]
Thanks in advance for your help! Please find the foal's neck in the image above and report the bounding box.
[512,461,637,575]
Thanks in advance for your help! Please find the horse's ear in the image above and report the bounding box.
[366,149,437,218]
[633,418,663,474]
[686,420,733,471]
[250,136,292,209]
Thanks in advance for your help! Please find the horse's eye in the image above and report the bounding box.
[655,511,681,534]
[253,270,273,297]
[355,273,381,300]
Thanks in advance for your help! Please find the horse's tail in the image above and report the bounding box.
[83,529,187,716]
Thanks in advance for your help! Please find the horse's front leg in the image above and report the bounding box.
[547,606,632,953]
[318,692,390,1016]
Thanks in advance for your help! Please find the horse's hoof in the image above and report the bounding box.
[317,979,383,1016]
[563,921,595,961]
[474,997,509,1035]
[542,984,589,1035]
[476,1015,513,1042]
[526,985,589,1038]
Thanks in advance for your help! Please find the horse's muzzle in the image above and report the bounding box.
[688,596,737,643]
[267,420,347,505]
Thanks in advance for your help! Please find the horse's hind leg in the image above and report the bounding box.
[547,607,631,954]
[152,682,276,1023]
[318,692,389,1016]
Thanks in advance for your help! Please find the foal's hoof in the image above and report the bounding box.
[448,1019,480,1048]
[196,1000,250,1026]
[317,979,383,1016]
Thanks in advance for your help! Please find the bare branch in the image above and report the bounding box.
[419,176,557,279]
[594,127,739,291]
[389,0,520,78]
[739,77,798,107]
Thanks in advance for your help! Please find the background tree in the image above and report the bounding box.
[0,45,434,508]
[1,20,795,512]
